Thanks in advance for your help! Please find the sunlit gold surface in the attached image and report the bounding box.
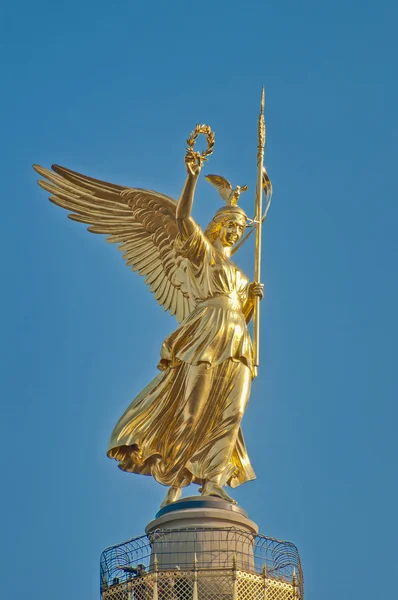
[253,87,266,373]
[33,121,265,506]
[204,174,248,206]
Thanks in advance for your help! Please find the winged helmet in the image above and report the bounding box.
[204,174,248,205]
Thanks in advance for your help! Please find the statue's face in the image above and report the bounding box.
[218,218,245,247]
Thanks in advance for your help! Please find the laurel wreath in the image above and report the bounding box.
[186,124,215,164]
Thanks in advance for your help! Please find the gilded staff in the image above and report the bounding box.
[253,87,266,374]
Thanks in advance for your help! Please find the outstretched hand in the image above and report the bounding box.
[185,150,203,178]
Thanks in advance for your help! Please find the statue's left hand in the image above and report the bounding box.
[248,282,264,301]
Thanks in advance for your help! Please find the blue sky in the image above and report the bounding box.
[1,1,397,598]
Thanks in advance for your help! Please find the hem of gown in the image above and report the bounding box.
[107,445,256,489]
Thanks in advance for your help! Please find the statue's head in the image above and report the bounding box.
[204,205,247,247]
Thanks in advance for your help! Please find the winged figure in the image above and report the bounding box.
[34,150,264,508]
[205,174,248,206]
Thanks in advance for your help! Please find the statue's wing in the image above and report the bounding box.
[33,164,195,323]
[205,174,233,203]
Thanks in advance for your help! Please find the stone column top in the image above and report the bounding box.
[146,496,259,534]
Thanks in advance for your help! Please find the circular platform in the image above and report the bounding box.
[155,495,248,519]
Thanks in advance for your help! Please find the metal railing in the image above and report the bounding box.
[102,564,299,600]
[100,528,303,600]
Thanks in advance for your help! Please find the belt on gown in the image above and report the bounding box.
[196,294,243,311]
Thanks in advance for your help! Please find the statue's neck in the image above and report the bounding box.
[213,239,232,258]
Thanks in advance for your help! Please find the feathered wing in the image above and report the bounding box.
[33,164,195,323]
[205,174,233,203]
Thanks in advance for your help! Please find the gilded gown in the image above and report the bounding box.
[108,225,256,488]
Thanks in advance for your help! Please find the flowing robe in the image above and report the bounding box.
[108,225,256,488]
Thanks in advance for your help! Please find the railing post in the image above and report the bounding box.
[292,568,298,599]
[127,577,132,600]
[152,554,159,600]
[262,563,267,600]
[192,552,198,600]
[232,553,238,600]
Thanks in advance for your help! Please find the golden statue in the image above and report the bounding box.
[33,93,272,508]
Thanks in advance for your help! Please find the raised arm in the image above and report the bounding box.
[176,152,202,240]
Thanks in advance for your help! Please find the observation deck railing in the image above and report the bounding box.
[100,528,303,600]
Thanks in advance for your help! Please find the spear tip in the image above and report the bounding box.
[260,86,265,113]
